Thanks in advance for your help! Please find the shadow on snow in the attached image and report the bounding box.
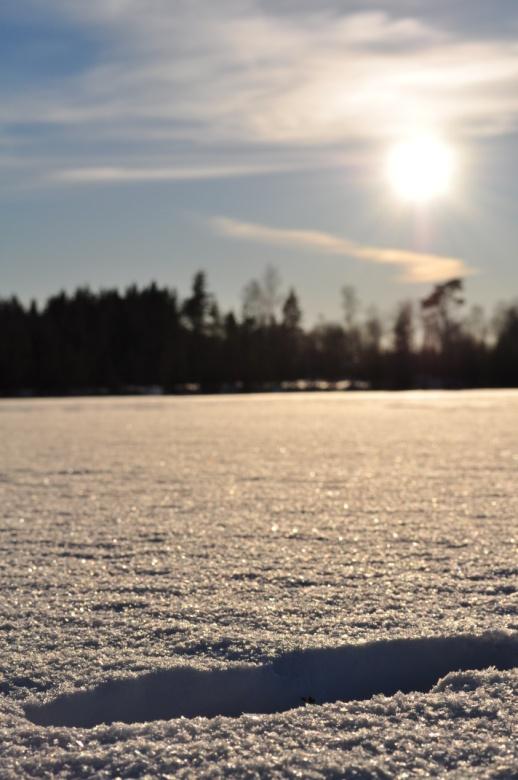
[25,631,517,728]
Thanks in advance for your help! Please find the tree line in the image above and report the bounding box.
[0,269,517,395]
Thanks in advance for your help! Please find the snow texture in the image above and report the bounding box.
[24,633,518,728]
[1,391,517,778]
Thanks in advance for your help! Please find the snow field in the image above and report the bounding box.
[0,392,517,777]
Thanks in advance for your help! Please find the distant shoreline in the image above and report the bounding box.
[2,383,515,400]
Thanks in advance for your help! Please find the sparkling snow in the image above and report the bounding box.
[0,391,517,777]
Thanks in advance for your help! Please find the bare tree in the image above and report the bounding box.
[242,279,264,323]
[341,285,359,332]
[262,266,282,323]
[242,266,283,324]
[393,302,414,355]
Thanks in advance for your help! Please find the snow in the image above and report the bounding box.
[23,632,518,728]
[0,391,517,777]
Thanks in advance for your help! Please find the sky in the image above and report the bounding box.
[1,0,518,323]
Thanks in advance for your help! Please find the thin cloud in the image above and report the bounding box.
[3,2,518,190]
[50,162,302,184]
[211,216,475,284]
[4,4,518,149]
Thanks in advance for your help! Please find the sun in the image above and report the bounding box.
[386,135,455,203]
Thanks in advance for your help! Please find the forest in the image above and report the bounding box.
[1,269,517,395]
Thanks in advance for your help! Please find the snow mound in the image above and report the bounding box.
[24,631,517,728]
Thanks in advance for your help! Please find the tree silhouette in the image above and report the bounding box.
[182,272,210,334]
[493,304,518,386]
[282,289,302,330]
[421,278,464,352]
[392,302,415,389]
[0,271,515,396]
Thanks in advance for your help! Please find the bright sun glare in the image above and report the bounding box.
[386,135,455,203]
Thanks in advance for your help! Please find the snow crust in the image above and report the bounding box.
[1,391,517,777]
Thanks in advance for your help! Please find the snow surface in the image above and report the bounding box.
[0,391,517,778]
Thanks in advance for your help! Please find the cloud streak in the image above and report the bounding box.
[211,216,474,284]
[51,162,303,184]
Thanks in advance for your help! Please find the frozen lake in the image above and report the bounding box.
[1,392,517,777]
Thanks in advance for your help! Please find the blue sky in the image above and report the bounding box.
[1,1,518,322]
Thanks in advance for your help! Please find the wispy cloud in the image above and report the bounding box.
[211,216,474,284]
[3,1,518,172]
[51,162,303,184]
